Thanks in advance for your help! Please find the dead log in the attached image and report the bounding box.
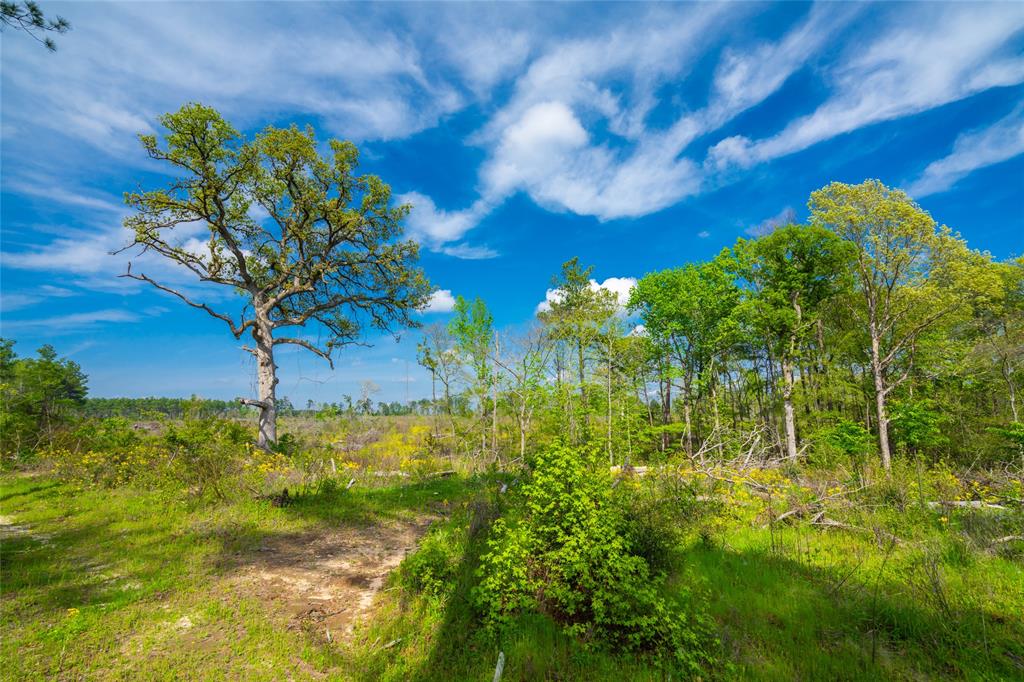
[927,500,1008,510]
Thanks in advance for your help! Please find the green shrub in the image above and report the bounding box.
[162,415,252,499]
[72,417,141,452]
[400,522,466,600]
[889,398,948,456]
[810,418,875,469]
[474,443,716,672]
[614,469,707,573]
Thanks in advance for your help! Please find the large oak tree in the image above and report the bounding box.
[121,104,431,448]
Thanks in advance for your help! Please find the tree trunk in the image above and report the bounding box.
[781,355,798,460]
[254,331,278,449]
[519,409,527,458]
[607,335,613,465]
[683,395,693,457]
[492,333,500,459]
[577,338,588,434]
[869,326,892,470]
[1003,357,1019,423]
[782,295,802,460]
[661,357,671,452]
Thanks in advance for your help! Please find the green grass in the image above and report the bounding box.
[0,472,482,680]
[3,471,1022,680]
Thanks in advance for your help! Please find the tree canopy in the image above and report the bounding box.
[121,103,432,446]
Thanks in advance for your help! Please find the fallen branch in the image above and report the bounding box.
[812,517,904,546]
[927,500,1008,510]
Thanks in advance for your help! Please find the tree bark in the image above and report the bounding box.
[782,294,802,461]
[782,356,798,460]
[253,326,278,449]
[869,324,892,470]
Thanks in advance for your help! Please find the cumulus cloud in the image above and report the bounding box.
[536,276,637,314]
[408,3,853,241]
[423,289,457,313]
[398,191,495,251]
[906,106,1024,197]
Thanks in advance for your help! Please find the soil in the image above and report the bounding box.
[230,517,435,641]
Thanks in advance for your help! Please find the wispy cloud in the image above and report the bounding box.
[1,309,141,333]
[409,4,858,245]
[708,4,1024,170]
[745,207,797,237]
[906,105,1024,197]
[0,285,79,313]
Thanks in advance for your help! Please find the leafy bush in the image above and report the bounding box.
[72,416,141,452]
[810,418,875,468]
[163,415,255,499]
[474,443,716,672]
[50,442,162,487]
[889,398,948,455]
[991,422,1024,461]
[614,469,708,572]
[399,521,466,600]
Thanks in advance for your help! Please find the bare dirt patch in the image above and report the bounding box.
[231,517,434,641]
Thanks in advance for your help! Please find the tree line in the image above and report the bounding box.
[419,180,1022,469]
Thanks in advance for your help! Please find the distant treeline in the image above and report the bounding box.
[78,396,447,419]
[80,397,251,419]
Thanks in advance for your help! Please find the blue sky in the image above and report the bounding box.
[1,1,1022,405]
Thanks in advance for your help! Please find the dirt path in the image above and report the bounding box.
[232,517,434,641]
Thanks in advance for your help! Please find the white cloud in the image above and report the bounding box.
[423,289,457,313]
[2,176,126,214]
[4,2,1021,279]
[398,191,495,250]
[1,309,141,333]
[0,286,79,313]
[406,4,850,239]
[536,276,637,313]
[2,229,119,274]
[710,4,1024,169]
[907,106,1024,197]
[745,207,797,237]
[697,230,711,239]
[438,243,499,260]
[0,2,467,163]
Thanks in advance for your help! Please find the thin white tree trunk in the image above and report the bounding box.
[607,335,613,465]
[782,357,798,460]
[869,326,892,470]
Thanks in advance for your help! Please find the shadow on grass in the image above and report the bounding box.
[0,478,62,504]
[359,514,1024,682]
[282,474,489,527]
[682,541,1023,680]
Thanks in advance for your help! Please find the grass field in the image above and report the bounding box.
[3,466,1022,681]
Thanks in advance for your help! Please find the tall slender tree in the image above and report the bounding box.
[809,179,977,469]
[732,224,853,459]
